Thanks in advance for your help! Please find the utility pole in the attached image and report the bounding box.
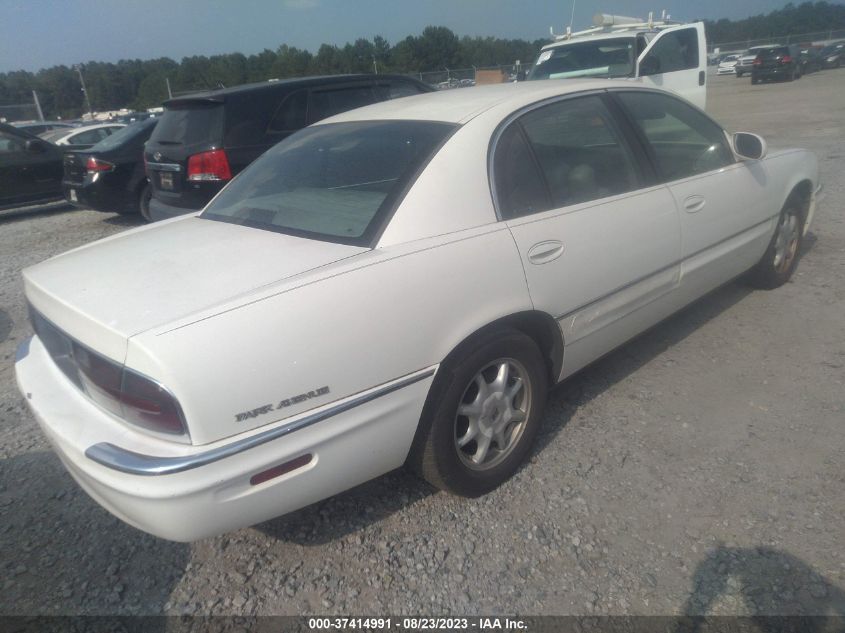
[32,90,44,121]
[372,55,378,75]
[166,77,173,99]
[74,64,93,119]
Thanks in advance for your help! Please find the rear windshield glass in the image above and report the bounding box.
[759,47,790,57]
[529,38,635,80]
[89,119,157,152]
[202,120,455,246]
[150,102,223,145]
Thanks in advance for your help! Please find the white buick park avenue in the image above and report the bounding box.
[15,81,820,541]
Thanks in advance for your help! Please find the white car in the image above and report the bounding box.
[40,123,124,147]
[717,54,741,74]
[15,81,821,541]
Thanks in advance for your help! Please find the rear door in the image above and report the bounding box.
[0,128,62,208]
[494,94,682,376]
[637,23,707,109]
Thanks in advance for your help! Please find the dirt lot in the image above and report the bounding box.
[1,72,844,618]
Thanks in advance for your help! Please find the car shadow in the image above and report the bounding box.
[675,545,845,630]
[0,201,74,223]
[0,308,12,345]
[531,278,756,456]
[0,449,188,622]
[254,466,435,545]
[102,214,146,227]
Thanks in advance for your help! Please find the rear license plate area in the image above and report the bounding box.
[159,172,174,190]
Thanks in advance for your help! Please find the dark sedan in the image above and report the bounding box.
[820,41,844,69]
[0,122,63,211]
[63,119,157,220]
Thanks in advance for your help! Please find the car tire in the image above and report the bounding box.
[410,329,548,497]
[139,182,153,222]
[747,200,804,289]
[736,71,743,78]
[751,76,759,84]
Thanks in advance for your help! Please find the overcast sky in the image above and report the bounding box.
[0,0,806,73]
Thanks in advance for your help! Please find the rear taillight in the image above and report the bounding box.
[781,55,793,64]
[120,370,187,436]
[86,157,114,173]
[753,57,762,66]
[187,149,231,181]
[30,308,188,438]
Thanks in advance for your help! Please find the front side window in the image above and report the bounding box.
[616,91,734,181]
[202,120,455,245]
[640,27,699,75]
[529,38,636,80]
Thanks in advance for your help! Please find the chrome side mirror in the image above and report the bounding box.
[733,132,767,160]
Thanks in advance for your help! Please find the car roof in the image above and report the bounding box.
[321,79,635,125]
[542,31,643,50]
[164,74,421,105]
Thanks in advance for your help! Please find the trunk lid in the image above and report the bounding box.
[23,216,367,362]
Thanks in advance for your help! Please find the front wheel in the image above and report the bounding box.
[410,329,548,497]
[751,76,759,85]
[747,203,803,289]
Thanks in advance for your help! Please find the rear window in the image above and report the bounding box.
[150,102,223,146]
[202,120,455,246]
[760,47,790,58]
[89,119,157,152]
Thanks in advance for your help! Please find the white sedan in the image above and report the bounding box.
[717,54,742,74]
[15,80,820,541]
[40,122,125,147]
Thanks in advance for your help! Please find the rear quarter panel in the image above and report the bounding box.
[125,225,533,445]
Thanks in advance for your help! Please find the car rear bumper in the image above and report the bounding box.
[16,334,435,541]
[752,67,794,79]
[63,181,132,214]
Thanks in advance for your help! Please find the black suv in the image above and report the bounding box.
[751,45,802,83]
[145,74,432,221]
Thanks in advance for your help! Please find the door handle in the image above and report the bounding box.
[527,240,564,265]
[684,195,706,213]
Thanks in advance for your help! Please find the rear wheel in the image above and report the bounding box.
[139,182,153,222]
[411,329,548,497]
[747,202,803,289]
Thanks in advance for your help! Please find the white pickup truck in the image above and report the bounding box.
[529,13,708,110]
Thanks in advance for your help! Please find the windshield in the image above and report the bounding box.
[89,119,157,152]
[202,120,456,246]
[528,38,635,80]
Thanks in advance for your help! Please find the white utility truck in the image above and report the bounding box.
[528,12,708,110]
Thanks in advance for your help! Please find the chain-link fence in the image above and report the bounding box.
[711,28,845,54]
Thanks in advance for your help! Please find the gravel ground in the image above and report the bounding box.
[1,72,844,618]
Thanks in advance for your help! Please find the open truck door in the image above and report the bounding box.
[636,22,707,110]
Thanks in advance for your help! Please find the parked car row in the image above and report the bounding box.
[723,40,844,82]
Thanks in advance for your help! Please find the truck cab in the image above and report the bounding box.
[528,13,708,110]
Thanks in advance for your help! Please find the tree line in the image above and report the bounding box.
[2,2,845,120]
[0,27,542,120]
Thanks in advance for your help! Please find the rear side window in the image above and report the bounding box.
[617,91,734,181]
[308,86,377,123]
[0,130,26,154]
[202,120,455,245]
[268,90,308,133]
[223,92,281,146]
[640,27,699,74]
[150,102,224,146]
[69,128,111,145]
[493,125,549,220]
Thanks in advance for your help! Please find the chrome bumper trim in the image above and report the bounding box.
[85,367,437,476]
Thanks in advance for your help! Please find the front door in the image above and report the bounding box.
[491,94,682,378]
